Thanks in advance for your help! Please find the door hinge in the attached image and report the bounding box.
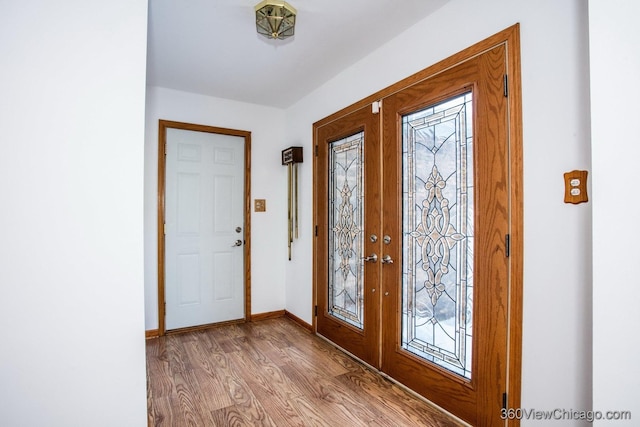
[164,223,167,235]
[315,225,318,236]
[314,305,318,317]
[503,74,509,97]
[164,142,168,155]
[315,145,318,157]
[502,392,507,410]
[505,234,510,257]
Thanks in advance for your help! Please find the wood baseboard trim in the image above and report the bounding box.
[285,310,313,333]
[248,310,313,332]
[146,311,313,339]
[250,310,286,322]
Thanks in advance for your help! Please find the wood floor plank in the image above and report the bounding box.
[146,317,465,426]
[278,362,384,424]
[181,338,237,411]
[226,346,309,425]
[190,367,235,411]
[245,385,306,427]
[210,405,248,427]
[147,358,174,398]
[172,369,212,426]
[336,369,455,426]
[148,395,180,427]
[282,344,350,378]
[166,335,192,374]
[229,344,304,401]
[146,365,168,395]
[285,395,332,427]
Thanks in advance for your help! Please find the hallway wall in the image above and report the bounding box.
[590,0,640,424]
[0,1,149,425]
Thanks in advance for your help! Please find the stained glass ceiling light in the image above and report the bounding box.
[255,0,297,40]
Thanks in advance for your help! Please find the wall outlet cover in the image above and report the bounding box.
[563,170,588,204]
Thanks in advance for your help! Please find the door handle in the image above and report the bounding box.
[381,255,394,264]
[231,239,243,247]
[363,253,378,263]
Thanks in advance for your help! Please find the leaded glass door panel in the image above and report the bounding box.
[401,91,474,380]
[328,131,365,329]
[380,45,510,426]
[315,104,381,368]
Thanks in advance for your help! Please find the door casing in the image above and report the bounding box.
[157,119,252,336]
[312,24,523,424]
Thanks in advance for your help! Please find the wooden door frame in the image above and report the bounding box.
[313,24,523,423]
[157,119,252,336]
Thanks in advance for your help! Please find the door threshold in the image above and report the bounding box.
[165,318,246,336]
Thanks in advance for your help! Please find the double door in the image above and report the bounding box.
[314,35,519,426]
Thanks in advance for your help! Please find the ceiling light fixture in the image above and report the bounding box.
[254,0,297,40]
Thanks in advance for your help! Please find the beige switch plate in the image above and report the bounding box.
[254,199,266,212]
[563,170,588,204]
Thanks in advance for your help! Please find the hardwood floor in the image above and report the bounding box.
[146,317,466,426]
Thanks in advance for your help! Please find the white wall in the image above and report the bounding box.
[1,0,614,425]
[0,1,148,426]
[144,87,288,329]
[285,0,593,424]
[590,1,640,424]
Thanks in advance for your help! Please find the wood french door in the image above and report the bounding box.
[315,104,381,368]
[314,26,522,426]
[380,45,509,425]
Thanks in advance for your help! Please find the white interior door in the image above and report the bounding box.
[165,128,245,330]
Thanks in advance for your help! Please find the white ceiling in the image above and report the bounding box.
[146,0,449,108]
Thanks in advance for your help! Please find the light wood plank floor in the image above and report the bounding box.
[146,317,465,426]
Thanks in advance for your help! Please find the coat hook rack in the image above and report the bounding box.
[282,146,303,260]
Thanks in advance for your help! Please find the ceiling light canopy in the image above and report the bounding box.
[255,0,297,40]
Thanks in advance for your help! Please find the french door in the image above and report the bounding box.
[315,104,381,368]
[314,27,521,426]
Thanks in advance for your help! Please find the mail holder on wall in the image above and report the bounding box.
[282,146,303,260]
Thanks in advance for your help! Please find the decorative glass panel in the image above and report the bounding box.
[401,92,474,380]
[328,132,365,329]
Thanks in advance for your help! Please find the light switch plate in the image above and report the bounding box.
[254,199,266,212]
[563,170,588,204]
